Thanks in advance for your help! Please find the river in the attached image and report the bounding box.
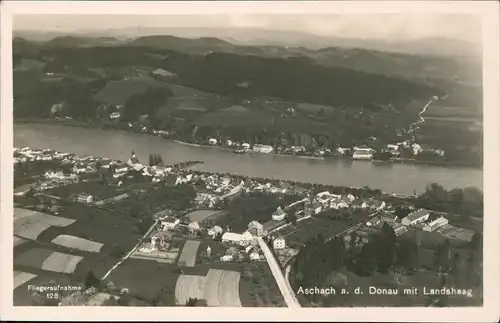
[14,123,483,195]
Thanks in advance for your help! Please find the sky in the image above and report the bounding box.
[13,14,481,43]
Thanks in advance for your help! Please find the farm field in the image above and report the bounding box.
[41,252,84,274]
[13,271,37,289]
[174,275,206,305]
[184,210,224,223]
[46,181,131,201]
[33,203,143,253]
[239,262,286,307]
[14,244,116,278]
[14,208,76,240]
[177,240,201,267]
[424,105,481,119]
[203,269,242,307]
[106,258,181,305]
[51,234,104,253]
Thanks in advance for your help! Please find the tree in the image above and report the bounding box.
[84,270,100,289]
[137,216,154,234]
[391,266,407,286]
[185,297,198,306]
[348,231,358,253]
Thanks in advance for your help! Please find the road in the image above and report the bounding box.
[258,237,301,308]
[408,98,434,140]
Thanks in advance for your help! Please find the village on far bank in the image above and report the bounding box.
[13,146,481,307]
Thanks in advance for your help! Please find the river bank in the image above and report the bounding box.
[15,118,481,170]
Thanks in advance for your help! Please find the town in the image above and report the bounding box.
[13,146,482,307]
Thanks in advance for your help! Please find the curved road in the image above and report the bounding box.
[408,98,434,140]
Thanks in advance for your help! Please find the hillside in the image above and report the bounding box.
[14,45,442,109]
[12,34,480,83]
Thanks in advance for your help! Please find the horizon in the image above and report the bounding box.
[13,14,481,44]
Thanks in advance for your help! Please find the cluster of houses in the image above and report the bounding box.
[362,208,450,239]
[335,140,445,160]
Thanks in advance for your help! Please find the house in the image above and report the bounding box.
[221,255,233,262]
[73,163,87,174]
[401,209,430,226]
[352,199,368,209]
[392,223,408,236]
[373,200,386,211]
[273,237,286,250]
[331,197,350,209]
[127,152,141,166]
[354,145,375,153]
[248,221,266,237]
[253,144,273,154]
[291,146,306,153]
[208,225,223,238]
[386,144,399,151]
[411,143,422,155]
[222,231,254,246]
[208,138,218,145]
[76,193,94,204]
[188,221,201,234]
[272,207,287,221]
[309,201,322,215]
[161,216,180,230]
[366,216,382,227]
[139,242,155,253]
[423,216,449,232]
[353,150,373,160]
[110,112,121,120]
[152,68,176,78]
[220,176,231,187]
[250,252,260,261]
[337,146,350,155]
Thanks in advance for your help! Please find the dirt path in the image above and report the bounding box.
[408,98,435,140]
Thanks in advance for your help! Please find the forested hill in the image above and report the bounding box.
[14,44,443,108]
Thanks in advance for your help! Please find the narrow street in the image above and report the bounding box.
[258,237,301,308]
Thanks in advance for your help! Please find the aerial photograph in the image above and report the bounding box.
[11,12,484,308]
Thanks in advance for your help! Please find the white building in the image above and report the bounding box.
[273,237,286,250]
[241,143,250,150]
[208,225,223,238]
[250,252,260,261]
[221,255,233,262]
[291,146,306,153]
[247,221,266,237]
[353,151,373,160]
[401,209,430,226]
[110,112,121,120]
[208,138,218,145]
[411,143,422,155]
[423,216,449,232]
[253,144,273,154]
[188,221,201,234]
[222,231,254,246]
[161,216,180,230]
[392,223,408,236]
[272,207,286,221]
[337,147,350,155]
[76,194,94,204]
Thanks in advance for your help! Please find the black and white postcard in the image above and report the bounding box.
[1,1,498,322]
